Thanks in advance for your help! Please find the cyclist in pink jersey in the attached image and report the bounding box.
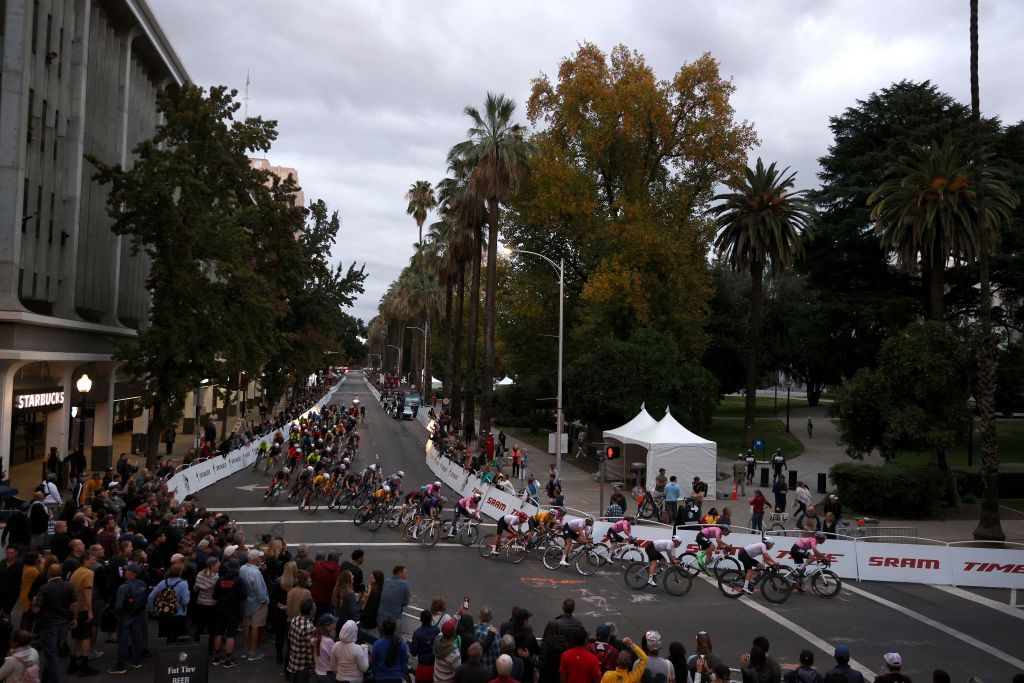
[694,525,732,569]
[790,531,828,572]
[604,515,635,554]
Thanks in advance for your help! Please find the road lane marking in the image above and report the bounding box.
[234,519,358,525]
[844,583,1024,670]
[930,584,1024,621]
[694,574,874,678]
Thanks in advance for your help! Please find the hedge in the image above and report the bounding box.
[828,463,947,518]
[954,469,1024,499]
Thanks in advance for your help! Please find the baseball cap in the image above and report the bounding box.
[884,653,902,668]
[223,545,238,557]
[248,549,264,561]
[197,539,210,549]
[205,557,220,568]
[125,563,142,575]
[107,482,119,489]
[834,645,851,661]
[317,613,338,627]
[441,617,457,638]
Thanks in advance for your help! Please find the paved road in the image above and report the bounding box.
[100,373,1024,682]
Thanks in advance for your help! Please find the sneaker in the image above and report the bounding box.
[130,664,144,669]
[79,663,101,676]
[108,667,128,675]
[489,548,499,556]
[211,654,224,666]
[248,651,266,661]
[559,559,570,567]
[647,577,657,586]
[222,657,238,669]
[89,650,104,660]
[743,584,755,594]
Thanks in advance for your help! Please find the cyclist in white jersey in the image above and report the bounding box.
[738,537,778,593]
[644,536,683,586]
[560,516,594,566]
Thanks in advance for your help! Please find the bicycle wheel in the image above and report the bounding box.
[712,556,741,579]
[761,571,793,604]
[269,486,281,506]
[542,545,566,570]
[638,498,655,519]
[811,570,842,598]
[478,534,497,558]
[717,569,746,599]
[617,547,644,565]
[421,522,440,547]
[365,508,385,532]
[386,508,403,529]
[460,523,479,547]
[353,508,368,527]
[505,541,527,564]
[663,567,693,596]
[678,552,701,577]
[623,562,650,590]
[575,550,601,576]
[402,520,417,542]
[308,492,322,513]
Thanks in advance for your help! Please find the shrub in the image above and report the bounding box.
[954,469,1024,499]
[829,463,946,518]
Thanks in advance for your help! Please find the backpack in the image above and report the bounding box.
[122,579,149,617]
[150,579,182,617]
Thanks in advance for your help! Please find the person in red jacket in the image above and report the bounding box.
[309,552,341,618]
[560,630,601,683]
[749,490,767,532]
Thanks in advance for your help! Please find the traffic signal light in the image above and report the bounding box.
[605,445,621,460]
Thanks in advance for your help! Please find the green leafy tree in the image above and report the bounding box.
[702,264,751,396]
[90,84,294,465]
[832,322,972,505]
[713,158,816,449]
[450,93,537,439]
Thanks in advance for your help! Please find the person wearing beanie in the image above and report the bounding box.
[824,645,864,683]
[434,616,463,683]
[874,653,911,683]
[784,650,822,683]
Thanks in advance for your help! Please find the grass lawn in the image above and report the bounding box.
[715,394,814,418]
[890,419,1024,471]
[703,416,805,458]
[1001,499,1024,513]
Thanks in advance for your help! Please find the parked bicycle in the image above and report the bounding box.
[636,489,670,523]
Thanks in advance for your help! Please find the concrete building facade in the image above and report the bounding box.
[0,0,190,484]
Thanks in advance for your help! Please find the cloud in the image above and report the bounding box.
[149,0,1024,323]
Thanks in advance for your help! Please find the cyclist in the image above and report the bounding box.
[412,494,446,540]
[254,440,270,467]
[604,515,636,554]
[299,467,330,510]
[306,449,321,467]
[644,535,683,586]
[291,465,315,498]
[361,463,380,489]
[528,507,559,539]
[448,493,482,537]
[489,509,529,556]
[358,483,393,520]
[694,525,732,571]
[400,489,425,519]
[739,536,779,594]
[560,516,594,567]
[790,531,828,577]
[264,470,289,499]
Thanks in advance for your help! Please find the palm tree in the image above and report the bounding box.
[406,181,437,249]
[714,158,816,448]
[868,138,1014,323]
[450,92,537,438]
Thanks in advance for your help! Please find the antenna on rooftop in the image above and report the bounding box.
[243,69,251,120]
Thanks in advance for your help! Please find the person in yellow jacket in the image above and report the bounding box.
[600,637,647,683]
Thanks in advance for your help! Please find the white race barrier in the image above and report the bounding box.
[165,378,345,499]
[424,440,1024,589]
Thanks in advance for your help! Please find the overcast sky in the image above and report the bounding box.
[149,0,1024,324]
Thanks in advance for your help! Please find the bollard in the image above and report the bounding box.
[760,467,769,487]
[817,472,827,494]
[788,470,798,491]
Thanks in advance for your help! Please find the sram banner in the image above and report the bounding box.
[856,544,954,584]
[948,546,1024,588]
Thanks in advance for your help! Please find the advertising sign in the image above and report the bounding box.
[155,638,208,683]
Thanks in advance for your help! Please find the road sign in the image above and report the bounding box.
[752,438,765,452]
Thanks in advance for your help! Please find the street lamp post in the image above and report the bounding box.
[967,395,977,467]
[785,380,792,433]
[76,373,93,463]
[502,246,565,474]
[406,325,428,392]
[386,344,402,379]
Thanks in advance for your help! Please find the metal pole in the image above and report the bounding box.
[786,386,791,433]
[968,417,974,467]
[774,384,778,415]
[556,258,565,476]
[423,319,429,392]
[599,455,606,516]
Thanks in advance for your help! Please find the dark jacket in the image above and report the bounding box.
[873,674,912,683]
[410,624,440,666]
[554,613,585,646]
[785,666,823,683]
[824,664,865,683]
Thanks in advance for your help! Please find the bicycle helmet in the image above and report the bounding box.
[433,480,441,488]
[763,537,776,547]
[814,531,826,542]
[382,485,391,493]
[585,515,595,524]
[670,535,681,544]
[396,470,405,478]
[342,458,351,465]
[472,492,482,500]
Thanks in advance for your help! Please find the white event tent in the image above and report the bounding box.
[603,406,718,498]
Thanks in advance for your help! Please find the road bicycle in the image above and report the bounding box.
[623,560,693,596]
[387,505,417,530]
[264,482,284,506]
[678,547,741,579]
[525,528,565,559]
[777,559,842,598]
[330,488,360,513]
[636,490,670,524]
[403,516,443,547]
[717,565,793,603]
[441,518,481,546]
[542,540,603,575]
[353,501,389,532]
[477,532,529,564]
[595,538,645,567]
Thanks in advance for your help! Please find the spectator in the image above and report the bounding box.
[609,485,628,516]
[555,598,585,646]
[332,570,360,628]
[687,632,724,681]
[772,475,788,513]
[749,491,767,532]
[740,645,773,683]
[49,521,71,563]
[331,619,369,683]
[733,455,747,497]
[411,610,440,683]
[501,607,539,683]
[588,624,618,675]
[212,559,245,668]
[600,637,646,683]
[287,598,317,683]
[823,496,842,525]
[784,650,823,683]
[370,618,408,683]
[240,549,270,661]
[499,635,526,682]
[457,614,477,662]
[108,562,148,674]
[456,642,492,683]
[271,560,299,664]
[538,621,566,683]
[67,548,100,676]
[641,631,674,683]
[692,477,708,497]
[313,614,337,683]
[434,617,463,683]
[310,552,341,617]
[287,570,313,622]
[822,512,839,539]
[752,636,781,683]
[874,653,911,683]
[33,563,73,683]
[492,654,519,683]
[192,558,220,650]
[794,482,812,517]
[664,477,681,526]
[147,563,189,644]
[473,606,501,672]
[796,506,822,534]
[823,645,865,683]
[360,569,385,634]
[378,566,411,633]
[29,492,50,550]
[560,628,601,683]
[0,629,39,681]
[0,547,24,620]
[341,548,366,593]
[16,551,41,632]
[666,642,687,683]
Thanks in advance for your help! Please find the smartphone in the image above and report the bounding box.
[462,596,470,610]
